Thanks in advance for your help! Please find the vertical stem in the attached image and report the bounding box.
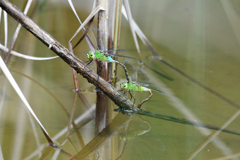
[109,0,123,83]
[95,0,123,136]
[95,0,110,133]
[103,1,123,159]
[108,1,123,159]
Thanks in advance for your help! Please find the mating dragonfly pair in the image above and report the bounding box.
[86,50,165,111]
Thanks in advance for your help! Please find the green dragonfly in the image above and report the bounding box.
[86,50,136,83]
[120,60,165,109]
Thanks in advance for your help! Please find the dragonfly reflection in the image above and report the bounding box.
[116,115,165,160]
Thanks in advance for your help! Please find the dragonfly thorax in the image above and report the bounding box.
[121,82,146,92]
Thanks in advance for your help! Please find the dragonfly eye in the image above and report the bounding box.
[87,51,94,59]
[121,82,128,89]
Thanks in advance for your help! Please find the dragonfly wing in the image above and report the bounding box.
[104,53,137,59]
[134,141,152,160]
[102,49,126,53]
[92,26,105,49]
[145,85,165,94]
[140,134,165,151]
[120,140,152,160]
[101,49,137,59]
[137,68,150,84]
[123,60,137,81]
[91,26,98,47]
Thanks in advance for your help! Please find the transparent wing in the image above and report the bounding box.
[92,26,137,60]
[123,60,137,81]
[102,50,137,60]
[134,141,152,160]
[91,26,98,48]
[119,140,152,160]
[138,134,165,151]
[102,49,126,53]
[136,68,150,84]
[92,25,105,49]
[143,85,165,94]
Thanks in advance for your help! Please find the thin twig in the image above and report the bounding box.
[0,43,59,60]
[5,0,33,63]
[72,16,94,49]
[68,0,95,50]
[123,0,143,62]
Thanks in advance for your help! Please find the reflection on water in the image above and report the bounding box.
[1,0,240,160]
[117,115,165,160]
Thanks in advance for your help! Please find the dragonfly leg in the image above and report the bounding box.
[116,90,124,97]
[138,90,152,109]
[96,61,103,83]
[129,91,136,110]
[115,61,130,83]
[84,60,94,72]
[117,90,126,96]
[119,91,128,102]
[118,89,123,92]
[129,91,133,101]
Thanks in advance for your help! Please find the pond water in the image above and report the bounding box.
[1,0,240,160]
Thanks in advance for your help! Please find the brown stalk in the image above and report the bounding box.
[95,0,110,133]
[72,16,94,50]
[69,41,92,146]
[69,41,92,111]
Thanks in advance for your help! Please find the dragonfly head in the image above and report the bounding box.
[120,82,128,90]
[87,51,95,60]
